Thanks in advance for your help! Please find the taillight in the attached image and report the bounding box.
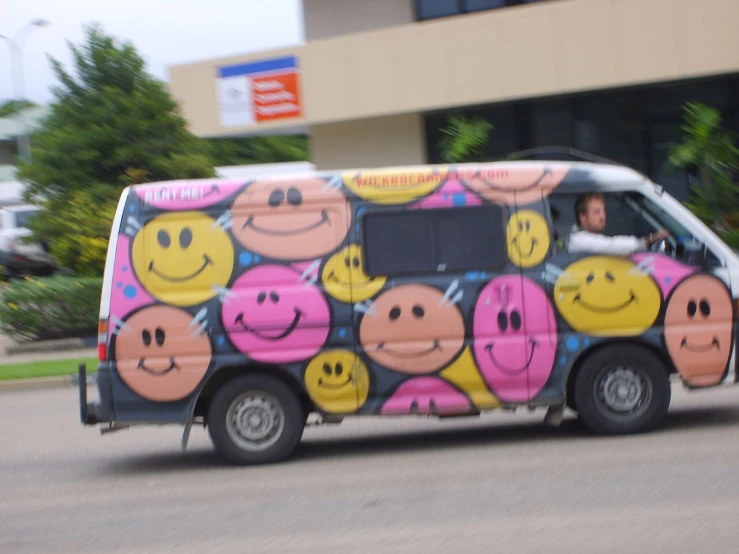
[98,320,108,361]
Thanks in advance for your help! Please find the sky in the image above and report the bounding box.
[0,0,304,106]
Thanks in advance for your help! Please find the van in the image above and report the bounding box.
[79,160,739,465]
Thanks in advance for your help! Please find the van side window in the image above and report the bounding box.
[363,210,433,275]
[363,205,506,277]
[432,206,506,272]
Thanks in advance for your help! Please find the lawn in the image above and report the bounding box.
[0,357,98,381]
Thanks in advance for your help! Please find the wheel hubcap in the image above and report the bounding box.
[226,392,285,452]
[596,365,652,419]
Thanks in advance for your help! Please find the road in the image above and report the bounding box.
[2,384,739,553]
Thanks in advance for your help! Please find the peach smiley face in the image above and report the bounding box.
[230,178,351,261]
[458,164,570,206]
[358,284,465,374]
[664,274,734,387]
[114,305,213,402]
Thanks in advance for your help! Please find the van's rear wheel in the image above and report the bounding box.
[207,374,305,465]
[573,345,671,435]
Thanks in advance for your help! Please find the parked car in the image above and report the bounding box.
[0,205,56,278]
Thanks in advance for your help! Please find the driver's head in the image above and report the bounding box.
[575,192,606,233]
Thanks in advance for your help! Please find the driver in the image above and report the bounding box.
[568,192,669,255]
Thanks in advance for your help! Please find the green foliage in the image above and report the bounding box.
[0,99,37,118]
[205,135,309,166]
[438,114,493,163]
[16,23,216,275]
[29,186,118,277]
[0,275,102,342]
[667,102,739,248]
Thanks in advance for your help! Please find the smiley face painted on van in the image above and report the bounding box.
[221,264,331,364]
[358,284,465,374]
[114,304,213,402]
[87,160,739,467]
[506,209,550,268]
[230,178,351,261]
[664,274,734,386]
[458,164,570,206]
[321,244,386,303]
[553,256,662,336]
[304,349,370,413]
[132,211,234,307]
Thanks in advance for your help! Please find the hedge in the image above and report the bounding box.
[0,275,102,342]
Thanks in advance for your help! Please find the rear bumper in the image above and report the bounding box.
[79,363,114,425]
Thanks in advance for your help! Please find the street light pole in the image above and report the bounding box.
[1,18,50,165]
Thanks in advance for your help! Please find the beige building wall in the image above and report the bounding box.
[303,0,414,41]
[169,0,739,138]
[310,114,426,170]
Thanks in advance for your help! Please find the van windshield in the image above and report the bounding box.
[623,192,699,248]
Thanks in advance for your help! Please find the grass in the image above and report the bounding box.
[0,357,98,381]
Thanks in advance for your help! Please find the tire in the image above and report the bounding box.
[207,374,305,465]
[573,344,671,435]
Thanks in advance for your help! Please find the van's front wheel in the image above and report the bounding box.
[573,345,671,435]
[207,374,305,465]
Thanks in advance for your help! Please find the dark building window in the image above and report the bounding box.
[363,205,507,276]
[416,0,461,20]
[416,0,551,21]
[465,0,506,12]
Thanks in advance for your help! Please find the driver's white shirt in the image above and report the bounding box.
[567,225,647,255]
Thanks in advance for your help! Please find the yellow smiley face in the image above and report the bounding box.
[506,209,550,268]
[554,256,662,336]
[304,350,370,414]
[341,169,447,205]
[321,244,386,303]
[132,211,234,307]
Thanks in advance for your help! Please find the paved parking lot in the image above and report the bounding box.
[2,383,739,553]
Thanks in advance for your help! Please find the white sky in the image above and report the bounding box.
[0,0,304,105]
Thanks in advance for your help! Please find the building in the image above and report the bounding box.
[168,0,739,201]
[0,106,52,181]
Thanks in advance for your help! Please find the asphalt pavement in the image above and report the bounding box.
[2,384,739,553]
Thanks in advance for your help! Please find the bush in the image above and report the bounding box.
[0,275,101,342]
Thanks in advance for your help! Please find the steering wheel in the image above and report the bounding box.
[650,237,676,258]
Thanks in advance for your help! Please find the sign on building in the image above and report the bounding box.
[216,55,303,128]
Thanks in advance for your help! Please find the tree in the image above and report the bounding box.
[438,114,493,163]
[17,23,216,276]
[0,100,38,118]
[667,102,739,248]
[205,135,309,166]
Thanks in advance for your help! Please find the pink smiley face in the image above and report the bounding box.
[136,180,245,211]
[222,265,331,363]
[381,377,473,416]
[410,177,482,209]
[630,253,696,299]
[473,275,557,402]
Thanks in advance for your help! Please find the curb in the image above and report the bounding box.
[0,373,97,393]
[3,336,96,356]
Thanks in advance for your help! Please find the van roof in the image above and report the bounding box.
[130,160,651,197]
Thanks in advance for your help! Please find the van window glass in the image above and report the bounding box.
[363,211,433,276]
[547,190,719,265]
[432,205,506,272]
[363,205,506,276]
